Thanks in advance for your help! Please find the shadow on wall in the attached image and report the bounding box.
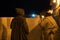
[26,15,42,40]
[28,24,42,40]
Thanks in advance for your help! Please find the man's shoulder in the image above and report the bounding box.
[15,16,25,21]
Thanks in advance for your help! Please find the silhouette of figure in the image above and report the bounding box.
[10,8,29,40]
[40,15,58,40]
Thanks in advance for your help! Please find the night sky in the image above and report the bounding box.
[0,0,51,17]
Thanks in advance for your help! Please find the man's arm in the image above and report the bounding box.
[10,18,17,29]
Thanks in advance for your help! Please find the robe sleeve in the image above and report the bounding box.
[10,18,17,29]
[21,19,29,35]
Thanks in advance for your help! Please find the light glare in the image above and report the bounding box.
[41,15,45,19]
[31,14,36,18]
[47,10,53,14]
[53,0,56,3]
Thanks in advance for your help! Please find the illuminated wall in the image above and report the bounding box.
[1,17,14,40]
[26,15,41,32]
[0,15,41,40]
[0,15,59,40]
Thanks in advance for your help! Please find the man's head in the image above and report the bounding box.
[16,8,25,16]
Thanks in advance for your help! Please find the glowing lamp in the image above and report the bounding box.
[31,14,36,18]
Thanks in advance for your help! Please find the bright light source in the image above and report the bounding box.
[57,0,60,6]
[53,0,56,3]
[47,10,53,14]
[41,15,45,19]
[52,0,60,7]
[31,14,36,18]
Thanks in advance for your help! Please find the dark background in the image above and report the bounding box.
[0,0,51,17]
